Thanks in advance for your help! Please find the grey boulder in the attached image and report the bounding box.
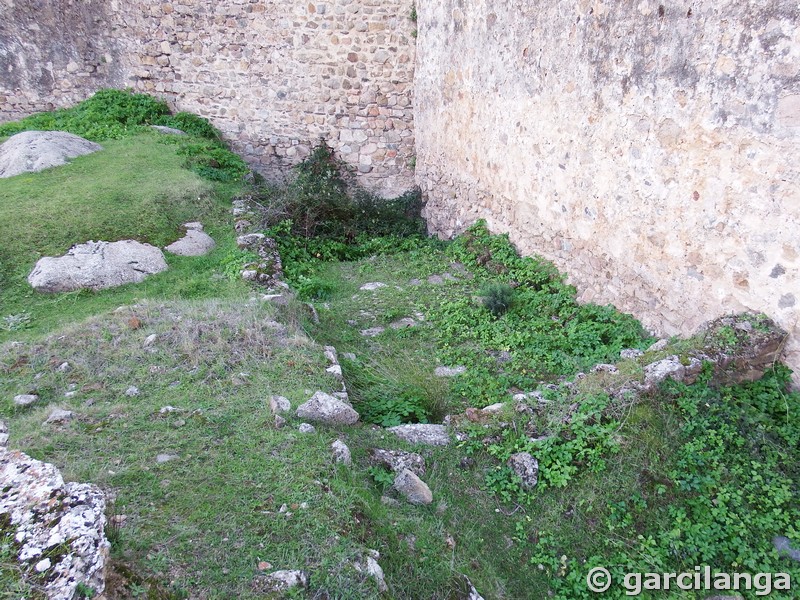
[0,131,102,178]
[28,240,168,292]
[165,224,216,257]
[387,424,450,446]
[393,469,433,505]
[296,391,359,425]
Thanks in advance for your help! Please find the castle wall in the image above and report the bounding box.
[414,0,800,379]
[0,0,416,196]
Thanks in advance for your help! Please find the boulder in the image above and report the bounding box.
[0,439,109,599]
[0,131,102,178]
[28,240,168,293]
[165,227,216,257]
[296,391,359,426]
[388,424,450,446]
[393,469,433,505]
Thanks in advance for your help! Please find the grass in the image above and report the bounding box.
[0,132,248,342]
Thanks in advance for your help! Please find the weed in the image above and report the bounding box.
[480,282,514,316]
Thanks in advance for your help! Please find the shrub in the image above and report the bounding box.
[481,282,514,316]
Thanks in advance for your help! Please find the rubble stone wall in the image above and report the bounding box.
[0,0,416,196]
[414,0,800,379]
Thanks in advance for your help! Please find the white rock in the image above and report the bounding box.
[164,228,216,257]
[647,339,669,352]
[0,445,109,599]
[35,557,52,572]
[298,423,316,433]
[125,386,140,397]
[388,424,450,446]
[296,391,359,425]
[143,334,158,347]
[435,365,466,377]
[507,452,539,489]
[14,394,38,407]
[360,327,385,337]
[28,240,168,293]
[644,356,685,387]
[156,453,179,464]
[269,395,291,414]
[263,570,309,591]
[45,409,74,424]
[331,440,352,465]
[354,552,388,592]
[359,282,387,291]
[0,131,102,178]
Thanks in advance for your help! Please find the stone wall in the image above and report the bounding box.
[0,0,416,196]
[415,0,800,380]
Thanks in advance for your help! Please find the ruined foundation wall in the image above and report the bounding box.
[0,0,416,196]
[415,0,800,378]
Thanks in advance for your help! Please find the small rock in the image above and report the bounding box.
[393,469,433,505]
[269,395,291,414]
[143,334,157,347]
[261,570,309,592]
[481,402,505,414]
[647,339,669,352]
[331,440,352,465]
[35,557,51,572]
[156,453,179,464]
[590,364,619,374]
[360,327,385,337]
[296,391,359,425]
[435,365,466,377]
[507,452,539,489]
[773,536,800,562]
[64,391,78,398]
[409,278,422,286]
[620,348,644,359]
[427,274,444,285]
[326,364,343,378]
[354,552,388,592]
[298,423,316,433]
[390,317,417,329]
[45,409,74,424]
[236,233,265,250]
[462,575,486,600]
[388,424,450,446]
[360,282,386,291]
[159,405,179,414]
[125,386,140,397]
[14,394,38,407]
[643,356,685,387]
[369,448,425,476]
[57,361,71,372]
[342,352,357,361]
[150,125,186,136]
[172,419,186,428]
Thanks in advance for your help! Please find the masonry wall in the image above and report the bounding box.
[415,0,800,379]
[0,0,416,196]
